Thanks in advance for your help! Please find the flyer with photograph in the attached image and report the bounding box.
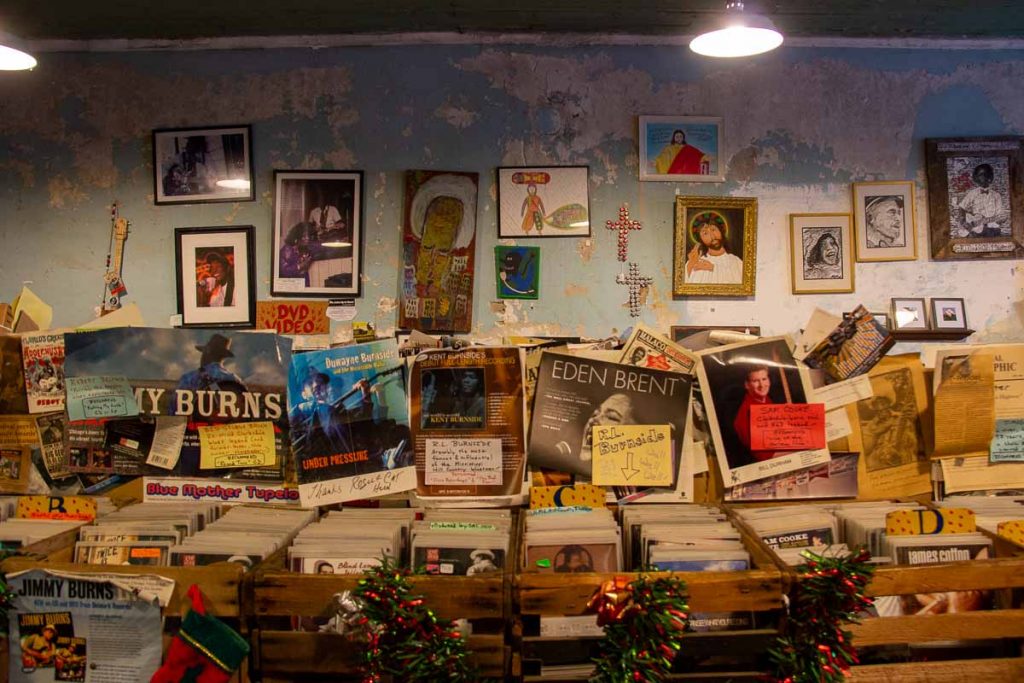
[697,336,830,486]
[63,327,291,481]
[287,338,414,507]
[410,347,526,498]
[21,331,66,414]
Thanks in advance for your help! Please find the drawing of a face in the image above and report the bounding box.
[867,197,903,242]
[416,196,463,287]
[672,130,685,145]
[820,235,839,265]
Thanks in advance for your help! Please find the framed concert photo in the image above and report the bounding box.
[153,125,254,205]
[673,195,757,297]
[925,136,1024,261]
[271,170,364,297]
[174,226,256,328]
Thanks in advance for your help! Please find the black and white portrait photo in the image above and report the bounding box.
[801,227,843,280]
[153,126,254,205]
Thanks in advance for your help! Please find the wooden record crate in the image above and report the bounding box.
[247,535,517,680]
[0,523,249,683]
[513,508,787,682]
[739,509,1024,683]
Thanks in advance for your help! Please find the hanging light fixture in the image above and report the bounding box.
[689,1,784,58]
[0,31,36,71]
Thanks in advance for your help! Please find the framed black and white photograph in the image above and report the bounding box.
[931,298,968,331]
[271,170,363,297]
[926,137,1024,260]
[497,166,590,237]
[890,297,928,331]
[852,181,917,262]
[789,213,854,294]
[174,226,256,328]
[153,125,254,205]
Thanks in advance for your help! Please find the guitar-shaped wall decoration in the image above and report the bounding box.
[100,202,130,315]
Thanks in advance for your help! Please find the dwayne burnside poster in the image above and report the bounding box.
[287,338,414,506]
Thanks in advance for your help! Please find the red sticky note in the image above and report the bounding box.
[749,403,826,451]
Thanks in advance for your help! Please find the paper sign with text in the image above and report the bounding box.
[990,418,1024,462]
[0,415,39,446]
[16,495,96,521]
[424,438,503,486]
[529,483,607,510]
[198,421,277,469]
[591,425,673,487]
[146,416,187,470]
[750,403,826,451]
[886,508,976,536]
[256,300,329,335]
[811,374,874,412]
[65,375,139,421]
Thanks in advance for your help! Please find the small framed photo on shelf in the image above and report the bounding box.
[153,125,255,205]
[271,170,363,297]
[890,297,928,331]
[175,226,256,328]
[852,181,917,262]
[931,298,968,331]
[925,136,1024,260]
[638,116,724,182]
[789,213,854,294]
[496,166,590,237]
[869,311,891,331]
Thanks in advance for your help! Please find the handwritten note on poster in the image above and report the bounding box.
[198,422,276,469]
[65,375,139,421]
[0,416,39,445]
[990,418,1024,462]
[750,403,826,451]
[424,438,503,486]
[256,300,329,335]
[591,425,672,487]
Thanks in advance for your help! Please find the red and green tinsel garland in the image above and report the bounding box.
[587,574,690,683]
[350,558,477,683]
[768,547,875,683]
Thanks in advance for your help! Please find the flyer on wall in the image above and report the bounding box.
[288,338,414,507]
[20,331,66,414]
[63,327,291,481]
[410,347,527,498]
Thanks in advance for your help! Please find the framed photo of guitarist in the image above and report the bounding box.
[271,170,363,297]
[153,125,255,205]
[174,226,256,328]
[925,136,1024,260]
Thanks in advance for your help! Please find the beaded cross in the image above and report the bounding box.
[616,262,652,317]
[606,204,642,262]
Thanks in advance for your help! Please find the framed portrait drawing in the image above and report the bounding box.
[890,297,928,331]
[931,297,968,331]
[789,213,854,294]
[673,195,757,297]
[496,166,590,238]
[925,137,1024,260]
[494,246,539,300]
[174,226,256,328]
[851,181,917,262]
[638,116,724,182]
[271,170,363,297]
[153,125,254,205]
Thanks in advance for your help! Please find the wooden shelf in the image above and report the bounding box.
[892,328,974,342]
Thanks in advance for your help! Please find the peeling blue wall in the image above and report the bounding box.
[1,44,1022,339]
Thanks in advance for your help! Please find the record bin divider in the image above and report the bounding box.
[0,514,249,683]
[246,509,519,681]
[731,500,1024,682]
[513,505,787,682]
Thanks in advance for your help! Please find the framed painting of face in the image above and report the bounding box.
[925,136,1024,260]
[672,196,757,297]
[789,213,854,294]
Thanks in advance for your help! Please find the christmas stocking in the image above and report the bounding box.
[151,584,249,683]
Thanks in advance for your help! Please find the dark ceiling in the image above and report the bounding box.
[2,1,1024,42]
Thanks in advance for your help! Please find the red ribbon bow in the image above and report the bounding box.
[586,576,636,627]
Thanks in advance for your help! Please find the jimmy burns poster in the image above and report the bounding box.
[63,327,291,480]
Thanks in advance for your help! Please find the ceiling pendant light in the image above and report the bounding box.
[0,31,36,70]
[689,1,784,58]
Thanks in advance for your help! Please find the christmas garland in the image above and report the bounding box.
[587,574,690,683]
[350,558,477,683]
[768,547,875,683]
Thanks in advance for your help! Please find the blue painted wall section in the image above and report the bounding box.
[0,45,1022,339]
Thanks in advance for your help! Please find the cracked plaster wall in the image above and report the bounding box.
[1,45,1022,342]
